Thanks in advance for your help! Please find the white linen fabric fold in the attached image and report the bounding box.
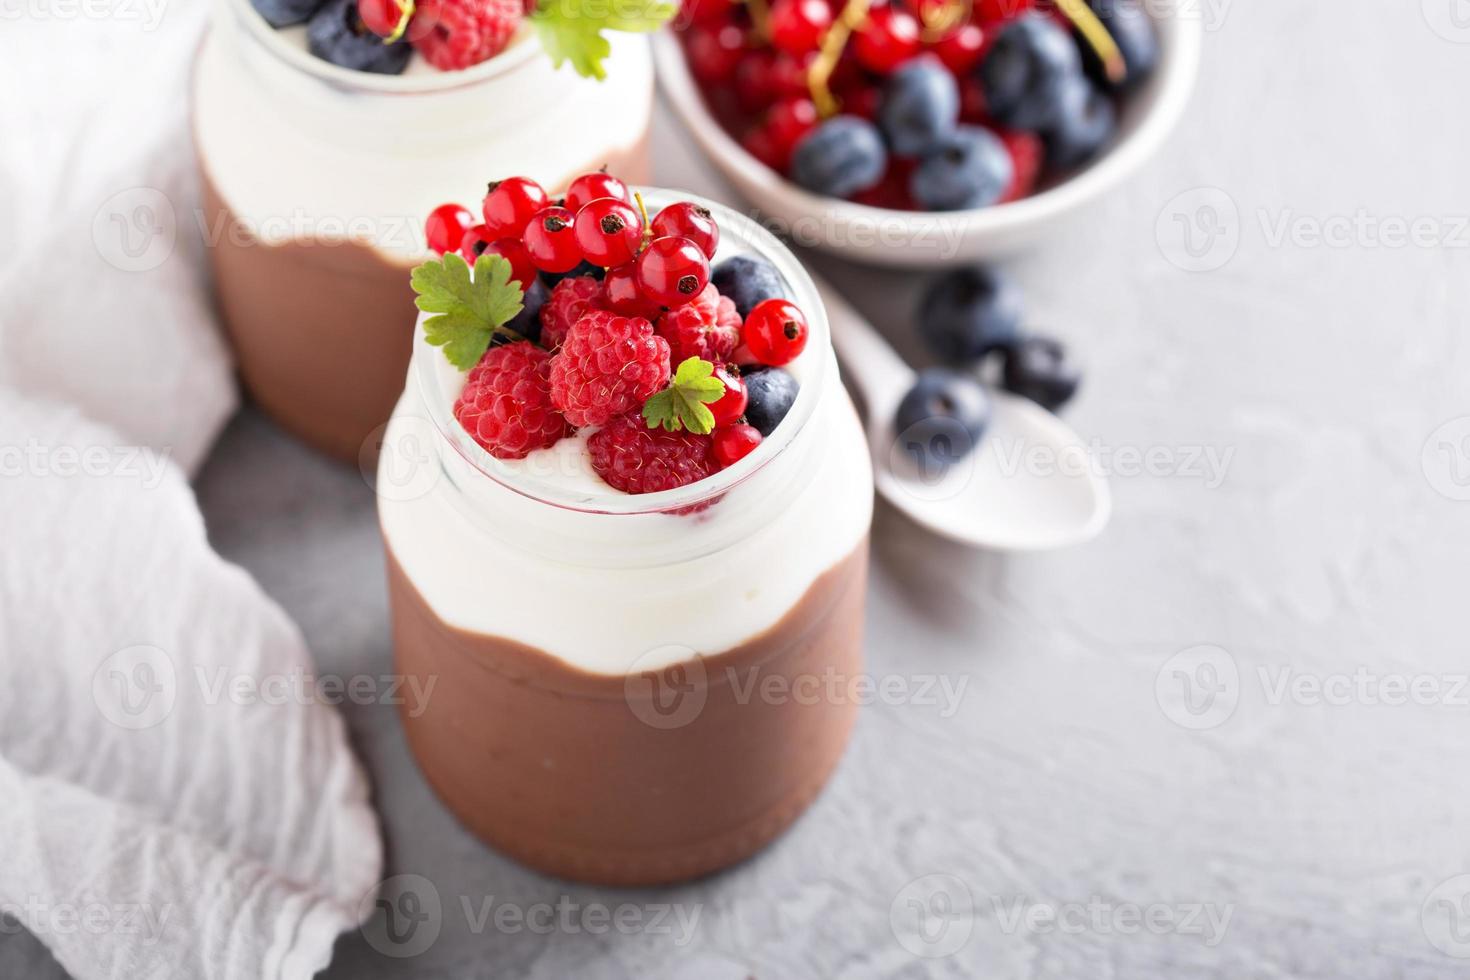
[0,5,385,979]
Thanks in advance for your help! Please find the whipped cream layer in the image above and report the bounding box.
[192,11,654,259]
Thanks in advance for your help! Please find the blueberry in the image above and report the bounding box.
[918,265,1023,365]
[741,367,799,437]
[1043,75,1116,170]
[1080,0,1159,93]
[307,0,411,73]
[496,279,548,347]
[894,369,991,473]
[538,260,605,290]
[1001,335,1080,411]
[790,116,887,200]
[711,254,787,319]
[878,56,959,157]
[910,127,1013,211]
[251,0,327,27]
[979,13,1082,131]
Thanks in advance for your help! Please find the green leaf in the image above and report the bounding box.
[642,357,724,434]
[411,252,526,371]
[530,0,674,80]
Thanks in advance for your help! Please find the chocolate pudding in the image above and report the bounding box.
[389,543,868,886]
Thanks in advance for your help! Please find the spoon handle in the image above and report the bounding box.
[810,273,914,409]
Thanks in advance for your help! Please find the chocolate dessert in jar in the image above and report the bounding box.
[379,186,873,885]
[192,0,658,459]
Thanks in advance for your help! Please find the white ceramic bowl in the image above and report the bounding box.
[653,12,1201,266]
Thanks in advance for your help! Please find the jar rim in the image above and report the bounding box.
[224,0,543,95]
[413,187,832,516]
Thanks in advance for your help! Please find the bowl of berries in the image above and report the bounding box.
[654,0,1201,265]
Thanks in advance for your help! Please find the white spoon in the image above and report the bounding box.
[814,274,1111,551]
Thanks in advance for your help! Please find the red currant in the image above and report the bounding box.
[742,124,785,171]
[685,23,746,84]
[997,128,1044,203]
[458,223,493,263]
[959,77,991,123]
[734,49,778,113]
[769,0,832,55]
[765,96,819,160]
[682,0,735,25]
[650,202,720,261]
[853,6,921,73]
[708,363,748,426]
[975,0,1033,23]
[358,0,409,36]
[482,177,549,240]
[574,198,644,268]
[636,237,710,308]
[425,203,473,255]
[744,299,809,365]
[933,22,987,76]
[839,84,882,120]
[712,423,762,466]
[479,238,536,289]
[522,207,583,273]
[602,262,662,318]
[565,171,632,212]
[770,52,818,98]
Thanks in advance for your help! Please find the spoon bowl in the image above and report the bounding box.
[814,275,1110,551]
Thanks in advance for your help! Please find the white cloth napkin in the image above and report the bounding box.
[0,6,384,979]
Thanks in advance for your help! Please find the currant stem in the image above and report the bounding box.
[807,0,870,118]
[918,0,967,43]
[633,191,653,248]
[1053,0,1126,84]
[383,0,414,44]
[742,0,772,41]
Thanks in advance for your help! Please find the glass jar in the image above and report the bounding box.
[377,192,874,885]
[192,0,654,459]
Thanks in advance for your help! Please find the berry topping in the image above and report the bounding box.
[458,223,493,263]
[878,56,960,157]
[253,0,328,28]
[997,128,1044,203]
[566,171,634,211]
[1042,75,1116,170]
[707,362,748,427]
[523,206,584,273]
[636,236,711,308]
[426,203,474,255]
[642,356,727,434]
[482,177,549,240]
[894,368,992,470]
[853,6,922,74]
[650,202,721,261]
[933,22,987,77]
[790,116,887,199]
[686,23,747,84]
[710,253,786,319]
[412,252,533,369]
[539,260,604,290]
[481,237,537,289]
[654,284,741,364]
[712,423,762,467]
[910,126,1014,211]
[681,0,734,27]
[768,0,831,56]
[502,278,548,346]
[1001,335,1081,411]
[741,366,798,436]
[574,197,644,268]
[763,97,820,167]
[357,0,411,37]
[411,0,522,70]
[307,0,412,74]
[454,341,570,459]
[1077,0,1158,93]
[549,310,671,427]
[588,412,719,496]
[743,298,809,366]
[918,265,1022,364]
[602,261,664,319]
[540,274,606,348]
[979,13,1080,131]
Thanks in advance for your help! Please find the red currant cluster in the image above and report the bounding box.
[423,174,812,497]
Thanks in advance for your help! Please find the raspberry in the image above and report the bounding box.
[588,412,720,495]
[655,284,742,364]
[411,0,520,70]
[549,311,671,428]
[997,129,1044,203]
[453,341,569,459]
[540,275,605,349]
